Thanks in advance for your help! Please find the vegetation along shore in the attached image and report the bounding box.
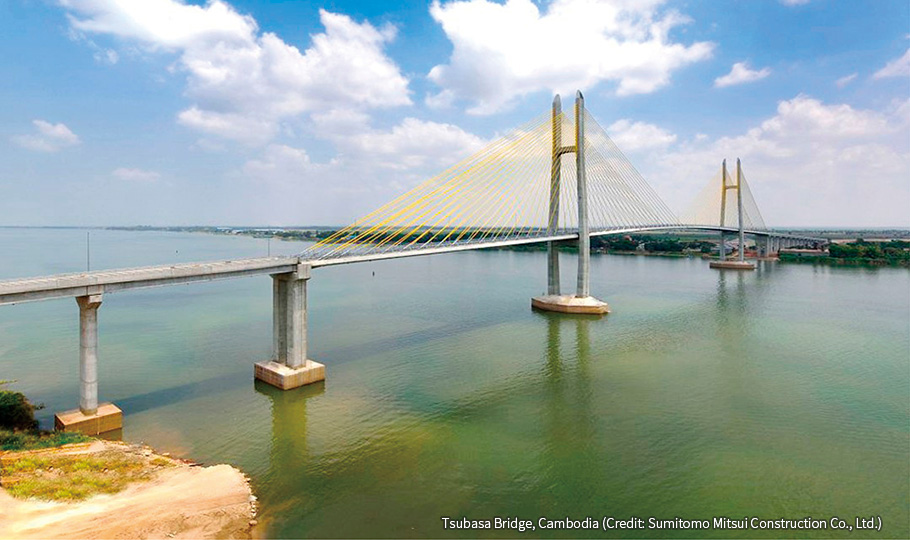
[0,382,257,540]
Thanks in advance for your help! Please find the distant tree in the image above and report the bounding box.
[643,239,684,252]
[0,381,41,431]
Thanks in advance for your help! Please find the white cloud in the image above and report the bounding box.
[11,120,81,152]
[714,61,771,88]
[835,73,857,88]
[94,48,119,65]
[873,48,910,79]
[112,167,161,182]
[61,1,411,143]
[637,95,910,227]
[426,0,714,114]
[779,0,810,6]
[332,117,486,170]
[607,119,676,151]
[238,117,486,224]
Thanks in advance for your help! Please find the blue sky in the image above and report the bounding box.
[1,0,907,227]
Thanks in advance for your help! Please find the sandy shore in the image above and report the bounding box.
[0,441,256,540]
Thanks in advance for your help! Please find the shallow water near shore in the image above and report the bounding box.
[1,228,908,538]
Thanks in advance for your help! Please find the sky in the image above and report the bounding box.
[0,0,908,228]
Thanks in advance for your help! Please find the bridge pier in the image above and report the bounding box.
[710,159,754,270]
[546,95,562,296]
[254,263,325,390]
[54,293,122,436]
[757,236,769,258]
[532,91,609,315]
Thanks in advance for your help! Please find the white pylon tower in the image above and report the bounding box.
[710,158,755,270]
[532,91,610,313]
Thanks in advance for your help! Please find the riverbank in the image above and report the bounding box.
[0,439,256,539]
[779,254,910,268]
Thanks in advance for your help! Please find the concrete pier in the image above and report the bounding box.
[255,263,325,390]
[711,159,754,270]
[575,90,591,299]
[54,293,122,435]
[532,91,609,315]
[546,95,562,296]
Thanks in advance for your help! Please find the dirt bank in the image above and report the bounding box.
[0,440,256,539]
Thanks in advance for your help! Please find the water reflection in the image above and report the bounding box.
[539,313,598,512]
[714,269,747,314]
[254,379,325,517]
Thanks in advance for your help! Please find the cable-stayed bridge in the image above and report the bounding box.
[302,93,819,268]
[0,93,825,435]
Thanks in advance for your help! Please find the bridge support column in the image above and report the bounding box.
[575,91,591,298]
[54,293,122,436]
[711,158,754,270]
[255,263,325,390]
[546,94,562,296]
[532,91,609,315]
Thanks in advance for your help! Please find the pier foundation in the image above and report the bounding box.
[55,403,122,435]
[709,260,756,270]
[54,293,122,436]
[255,263,325,390]
[532,294,610,315]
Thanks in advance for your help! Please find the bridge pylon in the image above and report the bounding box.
[531,92,610,314]
[709,158,755,270]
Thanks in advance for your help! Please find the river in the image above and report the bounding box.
[0,227,907,538]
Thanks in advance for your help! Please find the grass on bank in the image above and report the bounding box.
[1,449,173,501]
[0,429,90,451]
[1,440,176,502]
[2,382,176,502]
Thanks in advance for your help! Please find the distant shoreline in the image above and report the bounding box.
[3,224,910,240]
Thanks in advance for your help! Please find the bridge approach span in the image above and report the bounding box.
[0,225,823,306]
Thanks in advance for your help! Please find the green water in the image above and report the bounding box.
[0,228,908,538]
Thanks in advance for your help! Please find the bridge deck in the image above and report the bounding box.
[0,226,825,305]
[0,257,300,305]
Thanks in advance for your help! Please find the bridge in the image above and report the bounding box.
[0,92,824,435]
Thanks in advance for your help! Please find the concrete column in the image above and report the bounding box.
[256,263,324,390]
[272,276,288,363]
[285,273,308,369]
[76,294,102,415]
[719,159,727,261]
[575,90,590,298]
[736,158,745,262]
[272,264,310,368]
[547,95,562,295]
